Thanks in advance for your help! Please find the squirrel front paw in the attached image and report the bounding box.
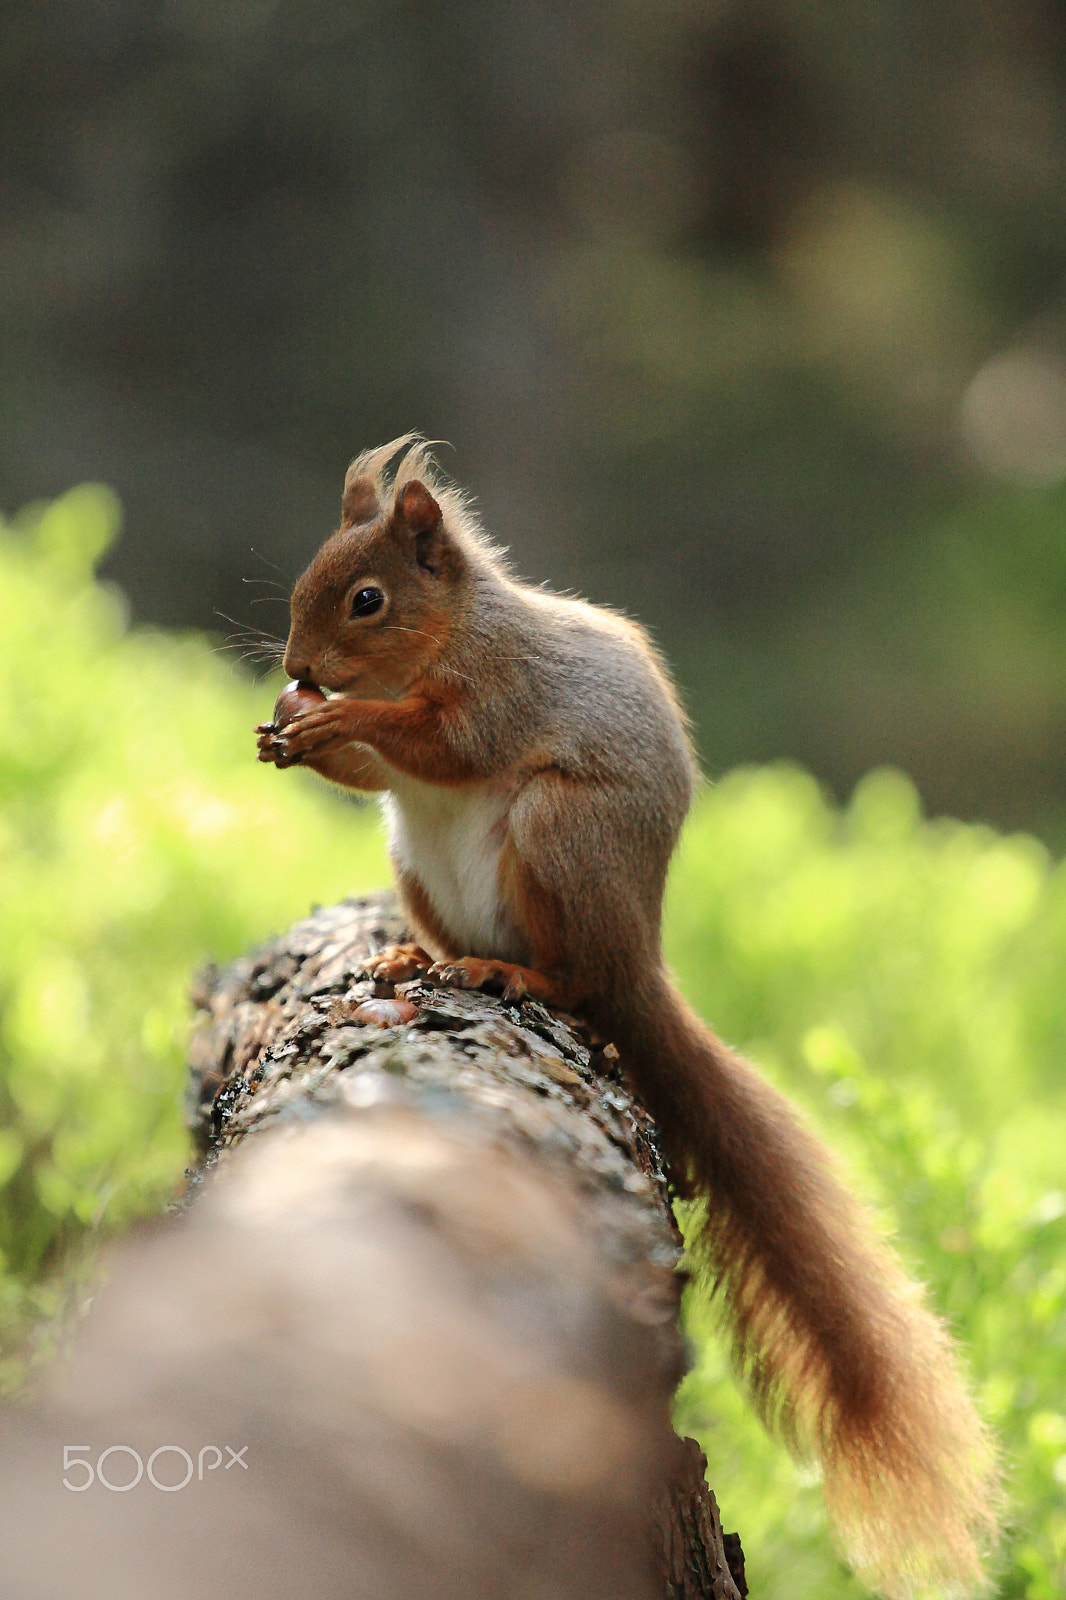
[256,722,302,768]
[271,698,362,760]
[256,681,328,768]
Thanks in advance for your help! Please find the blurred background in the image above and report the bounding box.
[7,0,1066,837]
[6,8,1066,1595]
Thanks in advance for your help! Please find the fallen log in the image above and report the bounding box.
[0,892,745,1600]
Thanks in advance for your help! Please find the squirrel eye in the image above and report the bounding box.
[350,586,385,619]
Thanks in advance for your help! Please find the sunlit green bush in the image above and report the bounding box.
[668,769,1066,1600]
[1,491,1063,1597]
[0,487,388,1368]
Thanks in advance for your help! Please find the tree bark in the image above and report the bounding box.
[188,892,746,1599]
[0,892,745,1600]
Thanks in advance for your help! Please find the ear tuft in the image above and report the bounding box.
[341,474,381,526]
[397,480,442,536]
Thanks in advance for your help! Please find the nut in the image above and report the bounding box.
[273,679,326,729]
[351,998,420,1027]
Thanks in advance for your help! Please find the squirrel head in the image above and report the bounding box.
[283,471,466,697]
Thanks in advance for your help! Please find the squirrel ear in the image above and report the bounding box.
[397,480,441,535]
[341,473,381,526]
[396,480,458,577]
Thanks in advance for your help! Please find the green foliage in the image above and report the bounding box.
[0,487,388,1375]
[668,767,1066,1600]
[2,491,1064,1596]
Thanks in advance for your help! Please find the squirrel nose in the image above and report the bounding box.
[282,650,311,682]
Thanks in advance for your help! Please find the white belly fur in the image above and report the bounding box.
[378,773,525,961]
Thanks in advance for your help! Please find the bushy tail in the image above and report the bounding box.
[611,972,1000,1599]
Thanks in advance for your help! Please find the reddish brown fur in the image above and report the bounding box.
[296,741,389,790]
[340,473,381,526]
[497,838,583,1005]
[427,956,561,1005]
[391,854,574,1006]
[395,869,460,960]
[260,439,1002,1599]
[364,943,436,984]
[284,484,462,704]
[277,683,487,785]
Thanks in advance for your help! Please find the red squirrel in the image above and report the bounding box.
[256,436,999,1598]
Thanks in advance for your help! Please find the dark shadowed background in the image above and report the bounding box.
[6,0,1066,835]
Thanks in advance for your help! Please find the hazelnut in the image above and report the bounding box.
[351,998,419,1027]
[273,679,326,729]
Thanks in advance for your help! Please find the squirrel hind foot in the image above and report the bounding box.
[365,943,435,984]
[426,956,560,1006]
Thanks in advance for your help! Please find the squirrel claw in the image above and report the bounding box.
[427,958,530,1002]
[365,943,435,984]
[427,962,470,989]
[256,730,302,768]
